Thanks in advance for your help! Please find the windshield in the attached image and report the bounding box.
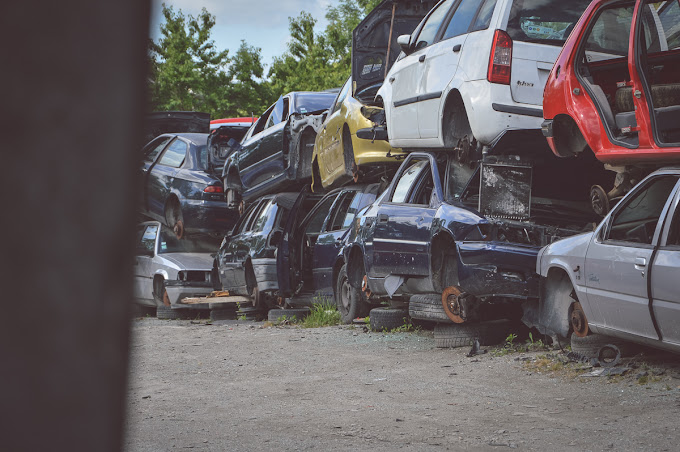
[507,0,592,46]
[158,228,219,254]
[294,93,336,114]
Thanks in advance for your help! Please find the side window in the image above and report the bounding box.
[656,0,680,50]
[327,192,358,232]
[252,201,276,233]
[157,140,187,168]
[332,79,351,114]
[143,136,171,163]
[441,0,480,40]
[137,224,159,254]
[266,97,289,129]
[304,196,336,235]
[667,199,680,246]
[643,1,680,52]
[391,159,430,203]
[252,105,274,135]
[607,175,679,244]
[243,200,267,233]
[471,0,497,32]
[584,5,634,61]
[414,0,455,50]
[409,169,435,205]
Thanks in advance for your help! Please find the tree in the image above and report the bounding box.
[148,4,231,115]
[226,41,275,117]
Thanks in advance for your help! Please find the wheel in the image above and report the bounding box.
[570,333,639,359]
[268,307,310,322]
[590,185,610,217]
[434,320,511,348]
[165,199,184,239]
[408,294,452,323]
[335,264,369,324]
[342,128,358,182]
[156,305,190,320]
[369,307,409,331]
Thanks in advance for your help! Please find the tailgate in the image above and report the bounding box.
[510,42,560,106]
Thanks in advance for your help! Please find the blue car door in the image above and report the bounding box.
[371,155,438,278]
[147,138,187,218]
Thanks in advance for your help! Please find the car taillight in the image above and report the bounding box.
[488,29,512,85]
[204,185,224,193]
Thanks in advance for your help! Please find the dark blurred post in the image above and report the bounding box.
[0,1,150,451]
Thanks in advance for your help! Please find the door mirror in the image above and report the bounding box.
[397,34,412,54]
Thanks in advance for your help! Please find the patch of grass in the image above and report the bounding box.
[385,320,420,333]
[237,314,246,321]
[301,301,341,328]
[491,331,549,356]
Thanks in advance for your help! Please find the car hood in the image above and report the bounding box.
[352,0,437,96]
[144,111,211,143]
[157,252,214,271]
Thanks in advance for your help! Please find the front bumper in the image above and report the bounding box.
[165,281,214,308]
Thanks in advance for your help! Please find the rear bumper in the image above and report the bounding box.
[182,199,238,235]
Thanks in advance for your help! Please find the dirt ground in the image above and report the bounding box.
[125,317,680,451]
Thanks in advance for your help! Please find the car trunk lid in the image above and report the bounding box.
[352,0,437,97]
[510,42,560,106]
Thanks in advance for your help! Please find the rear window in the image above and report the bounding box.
[507,0,592,46]
[294,94,336,114]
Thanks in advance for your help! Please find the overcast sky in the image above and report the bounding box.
[150,0,332,73]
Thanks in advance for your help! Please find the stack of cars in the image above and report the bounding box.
[134,0,680,357]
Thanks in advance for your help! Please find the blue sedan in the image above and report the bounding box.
[140,133,238,238]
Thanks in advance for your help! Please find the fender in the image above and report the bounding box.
[154,269,170,281]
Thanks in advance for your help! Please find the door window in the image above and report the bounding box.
[391,159,430,203]
[666,199,680,245]
[327,192,359,232]
[143,136,171,163]
[304,196,336,235]
[441,0,480,40]
[643,1,680,52]
[414,0,455,50]
[331,78,351,114]
[471,0,498,32]
[606,175,679,244]
[137,224,159,254]
[266,96,290,129]
[158,140,187,168]
[252,105,274,135]
[583,5,635,61]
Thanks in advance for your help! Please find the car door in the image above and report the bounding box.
[147,138,187,218]
[417,0,480,138]
[371,155,438,278]
[140,136,172,213]
[651,181,680,345]
[238,105,273,189]
[319,79,351,179]
[389,0,455,141]
[584,174,680,338]
[133,223,160,304]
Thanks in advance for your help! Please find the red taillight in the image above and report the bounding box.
[204,185,224,193]
[488,29,513,85]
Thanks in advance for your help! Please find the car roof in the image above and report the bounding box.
[171,133,208,145]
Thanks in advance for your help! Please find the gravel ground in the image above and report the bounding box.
[125,318,680,451]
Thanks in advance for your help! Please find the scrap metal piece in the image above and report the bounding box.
[570,301,589,337]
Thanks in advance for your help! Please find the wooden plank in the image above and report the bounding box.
[180,295,251,306]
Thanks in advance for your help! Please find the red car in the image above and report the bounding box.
[542,0,680,214]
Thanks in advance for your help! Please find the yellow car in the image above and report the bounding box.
[312,76,406,190]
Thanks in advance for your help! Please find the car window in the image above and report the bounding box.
[507,0,592,47]
[471,0,498,32]
[251,200,276,233]
[252,105,274,136]
[441,0,480,40]
[642,1,680,52]
[667,198,680,245]
[391,159,430,203]
[414,0,454,50]
[327,192,359,232]
[295,94,336,114]
[143,136,172,163]
[158,227,217,254]
[607,175,679,244]
[137,224,158,254]
[305,196,336,235]
[331,78,351,114]
[242,200,267,233]
[158,139,187,168]
[583,5,634,61]
[266,96,290,129]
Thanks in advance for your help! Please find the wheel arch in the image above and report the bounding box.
[430,231,459,293]
[346,245,366,289]
[440,88,472,149]
[551,114,590,158]
[537,266,580,343]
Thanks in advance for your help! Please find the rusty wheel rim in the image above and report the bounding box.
[570,301,589,337]
[441,286,465,324]
[361,275,372,299]
[173,220,184,240]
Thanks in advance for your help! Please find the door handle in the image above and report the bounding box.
[419,55,426,63]
[378,214,389,224]
[634,257,647,269]
[453,44,462,52]
[389,77,395,83]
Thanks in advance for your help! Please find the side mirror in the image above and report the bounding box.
[397,34,412,54]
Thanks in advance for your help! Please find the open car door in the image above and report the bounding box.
[352,0,437,97]
[276,188,311,299]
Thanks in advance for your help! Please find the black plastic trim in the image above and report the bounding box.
[394,91,443,108]
[492,103,543,117]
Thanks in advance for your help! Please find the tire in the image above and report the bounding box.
[342,128,356,181]
[268,307,311,322]
[434,320,511,348]
[409,294,452,323]
[156,305,190,320]
[335,264,369,324]
[369,307,409,331]
[165,199,184,239]
[210,309,234,321]
[570,333,639,359]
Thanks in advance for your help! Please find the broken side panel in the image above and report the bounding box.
[285,112,326,181]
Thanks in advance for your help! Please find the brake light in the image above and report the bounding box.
[204,185,224,193]
[488,30,512,85]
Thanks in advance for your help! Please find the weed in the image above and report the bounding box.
[637,375,649,385]
[302,301,341,328]
[386,321,420,333]
[238,314,246,321]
